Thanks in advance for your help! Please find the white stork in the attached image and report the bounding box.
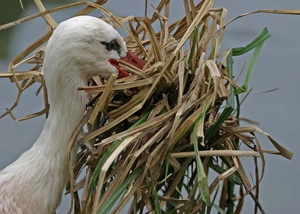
[0,16,128,214]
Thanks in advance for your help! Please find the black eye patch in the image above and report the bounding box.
[100,39,120,52]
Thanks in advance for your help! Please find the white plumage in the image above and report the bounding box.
[0,16,127,214]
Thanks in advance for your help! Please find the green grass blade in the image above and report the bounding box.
[226,51,235,109]
[149,171,162,214]
[209,161,242,185]
[205,107,233,142]
[231,27,270,56]
[88,140,121,195]
[233,28,271,95]
[205,51,235,142]
[212,203,227,214]
[98,168,142,214]
[130,109,151,128]
[89,110,151,195]
[192,105,211,206]
[234,42,264,94]
[188,27,199,68]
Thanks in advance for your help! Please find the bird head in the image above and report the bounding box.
[43,16,128,86]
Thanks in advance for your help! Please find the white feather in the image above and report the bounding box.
[0,16,127,214]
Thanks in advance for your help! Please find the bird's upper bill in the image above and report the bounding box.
[109,50,146,79]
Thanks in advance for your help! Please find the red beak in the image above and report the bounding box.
[109,50,146,79]
[109,59,129,78]
[79,50,145,92]
[121,50,146,70]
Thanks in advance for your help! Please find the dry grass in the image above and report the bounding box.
[0,0,296,213]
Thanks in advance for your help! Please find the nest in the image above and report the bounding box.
[0,0,294,214]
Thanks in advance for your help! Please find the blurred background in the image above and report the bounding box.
[0,0,299,213]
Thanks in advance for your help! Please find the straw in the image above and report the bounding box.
[0,1,295,213]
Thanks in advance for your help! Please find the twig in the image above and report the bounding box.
[171,150,260,158]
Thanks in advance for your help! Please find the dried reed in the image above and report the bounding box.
[0,0,295,213]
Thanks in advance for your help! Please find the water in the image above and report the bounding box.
[1,1,299,213]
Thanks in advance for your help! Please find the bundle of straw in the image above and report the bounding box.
[0,0,294,213]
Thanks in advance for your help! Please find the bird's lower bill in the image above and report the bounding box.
[109,50,146,79]
[109,59,129,78]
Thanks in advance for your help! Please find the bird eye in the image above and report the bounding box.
[100,39,120,52]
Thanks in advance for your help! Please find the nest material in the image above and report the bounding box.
[0,0,294,214]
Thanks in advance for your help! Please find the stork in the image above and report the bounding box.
[0,16,128,213]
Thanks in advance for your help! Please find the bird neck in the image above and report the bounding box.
[0,74,89,213]
[29,75,89,210]
[43,75,88,149]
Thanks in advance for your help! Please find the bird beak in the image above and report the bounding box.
[109,50,146,79]
[108,59,129,78]
[79,50,146,92]
[120,50,146,70]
